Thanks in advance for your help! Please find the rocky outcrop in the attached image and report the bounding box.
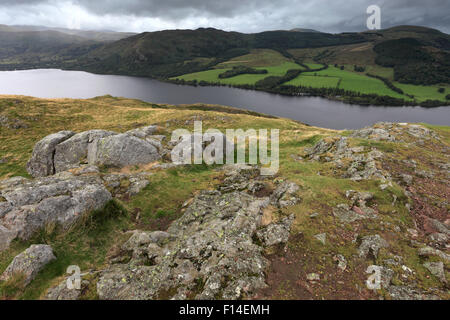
[0,172,112,251]
[26,126,165,178]
[27,131,75,178]
[304,136,389,182]
[358,235,389,259]
[88,134,160,168]
[0,244,55,285]
[54,130,116,173]
[351,122,439,142]
[47,165,299,300]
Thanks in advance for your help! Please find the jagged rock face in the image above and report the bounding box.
[0,172,112,251]
[27,131,75,178]
[88,134,161,168]
[87,166,299,300]
[0,244,56,285]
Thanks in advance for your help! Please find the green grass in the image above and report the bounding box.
[173,61,302,85]
[215,49,292,68]
[303,63,324,69]
[285,75,340,88]
[301,66,407,98]
[1,95,449,300]
[395,83,449,102]
[0,200,129,300]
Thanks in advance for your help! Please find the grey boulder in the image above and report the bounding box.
[54,130,116,173]
[26,131,75,178]
[88,134,161,168]
[0,244,56,285]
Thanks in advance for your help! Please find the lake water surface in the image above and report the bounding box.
[0,69,448,129]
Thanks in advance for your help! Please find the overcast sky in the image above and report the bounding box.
[0,0,448,34]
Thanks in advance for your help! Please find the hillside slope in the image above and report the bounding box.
[0,95,448,300]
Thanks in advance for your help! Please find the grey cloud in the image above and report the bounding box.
[0,0,448,33]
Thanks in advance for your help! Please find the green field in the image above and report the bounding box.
[395,83,449,102]
[174,61,302,85]
[172,48,448,103]
[285,74,340,88]
[300,66,406,98]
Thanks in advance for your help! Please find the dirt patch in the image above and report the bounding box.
[253,233,378,300]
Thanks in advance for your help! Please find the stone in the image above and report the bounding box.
[0,174,111,251]
[306,273,320,282]
[256,215,295,247]
[429,219,450,235]
[334,254,347,271]
[418,246,450,261]
[126,126,158,139]
[46,278,82,300]
[54,130,116,173]
[85,169,301,300]
[270,182,300,208]
[428,233,448,245]
[358,235,389,259]
[333,204,377,223]
[96,190,272,300]
[26,131,75,177]
[88,134,161,168]
[423,262,447,284]
[400,174,413,186]
[388,285,440,300]
[351,126,395,141]
[0,244,56,285]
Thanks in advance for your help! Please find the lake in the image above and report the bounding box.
[0,69,448,129]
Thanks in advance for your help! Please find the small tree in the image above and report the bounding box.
[438,87,445,93]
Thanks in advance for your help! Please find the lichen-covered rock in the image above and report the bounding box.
[423,262,447,284]
[0,173,112,251]
[304,134,389,182]
[333,203,377,224]
[126,126,158,139]
[270,182,300,208]
[418,246,450,261]
[101,172,152,197]
[0,244,55,285]
[388,285,440,300]
[26,131,75,178]
[358,235,389,259]
[351,127,396,141]
[88,134,161,168]
[54,130,117,173]
[96,191,271,300]
[46,278,82,300]
[256,214,295,246]
[91,168,300,300]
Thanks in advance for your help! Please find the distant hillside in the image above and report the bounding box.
[290,28,320,33]
[0,24,136,41]
[0,24,448,86]
[0,29,101,70]
[71,28,366,78]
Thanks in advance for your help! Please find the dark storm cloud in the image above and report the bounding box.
[0,0,448,33]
